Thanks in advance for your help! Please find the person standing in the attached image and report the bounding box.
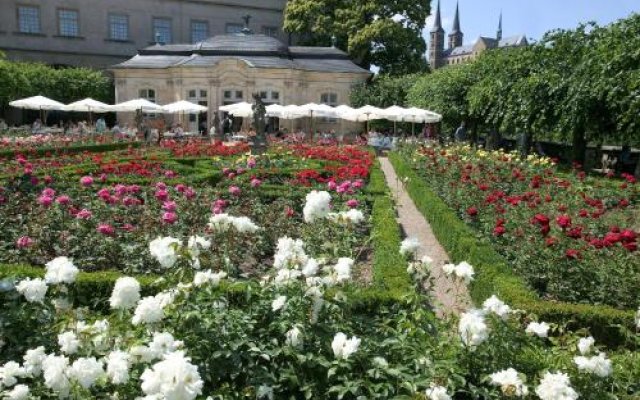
[454,122,467,143]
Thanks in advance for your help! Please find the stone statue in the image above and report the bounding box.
[251,93,268,154]
[212,112,222,141]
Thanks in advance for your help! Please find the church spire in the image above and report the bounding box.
[431,0,444,33]
[451,1,461,34]
[497,11,503,41]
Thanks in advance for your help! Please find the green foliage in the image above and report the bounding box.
[0,142,141,159]
[284,0,430,74]
[389,152,636,347]
[405,13,640,157]
[0,60,113,110]
[350,74,417,108]
[407,63,477,134]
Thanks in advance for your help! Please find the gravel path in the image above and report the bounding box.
[379,157,471,316]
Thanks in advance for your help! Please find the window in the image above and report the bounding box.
[58,9,79,37]
[259,90,280,104]
[223,90,243,105]
[191,20,209,43]
[18,6,40,34]
[109,14,129,41]
[139,89,156,103]
[320,93,338,123]
[260,91,268,100]
[320,93,338,106]
[262,26,278,37]
[226,23,243,34]
[200,90,207,98]
[153,18,172,44]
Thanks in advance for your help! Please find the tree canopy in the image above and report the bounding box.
[399,13,640,160]
[284,0,430,75]
[0,60,112,114]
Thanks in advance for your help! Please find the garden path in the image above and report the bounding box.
[379,157,471,317]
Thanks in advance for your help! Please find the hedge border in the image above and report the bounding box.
[389,152,635,346]
[0,160,413,313]
[0,141,142,159]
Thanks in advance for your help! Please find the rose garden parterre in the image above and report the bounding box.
[399,144,639,310]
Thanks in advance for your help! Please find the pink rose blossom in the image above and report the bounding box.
[122,223,135,232]
[16,236,34,248]
[162,211,178,224]
[76,209,92,220]
[155,189,169,201]
[37,195,54,207]
[42,188,56,197]
[236,167,245,174]
[97,223,115,236]
[155,182,167,190]
[97,188,111,201]
[55,195,71,206]
[163,201,177,212]
[328,181,337,190]
[229,186,241,196]
[99,173,108,182]
[184,187,196,199]
[128,185,141,194]
[228,172,236,179]
[114,184,128,196]
[247,158,257,168]
[80,176,94,187]
[175,184,186,193]
[250,178,262,188]
[164,170,177,178]
[346,199,359,208]
[44,175,53,184]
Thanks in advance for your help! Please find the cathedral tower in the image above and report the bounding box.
[448,1,463,49]
[429,0,445,70]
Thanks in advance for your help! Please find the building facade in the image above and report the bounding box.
[0,0,288,68]
[429,0,528,70]
[111,33,371,132]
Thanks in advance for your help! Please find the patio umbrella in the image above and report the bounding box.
[219,102,254,118]
[382,106,410,135]
[339,105,386,134]
[64,98,112,125]
[110,98,163,113]
[290,104,338,140]
[163,100,209,133]
[162,100,208,114]
[10,95,67,125]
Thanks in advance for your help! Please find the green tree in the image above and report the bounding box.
[350,74,416,108]
[284,0,430,75]
[407,63,478,137]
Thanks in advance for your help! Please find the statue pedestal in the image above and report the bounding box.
[250,137,268,155]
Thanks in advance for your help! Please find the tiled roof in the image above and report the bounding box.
[499,35,528,47]
[114,33,369,74]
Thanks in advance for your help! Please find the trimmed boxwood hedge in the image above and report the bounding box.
[0,161,414,314]
[389,152,636,346]
[0,141,142,159]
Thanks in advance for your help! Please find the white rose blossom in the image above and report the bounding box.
[42,354,71,396]
[482,295,511,319]
[453,261,475,283]
[574,352,613,377]
[109,277,141,310]
[577,336,595,355]
[106,350,131,384]
[425,384,451,400]
[535,372,578,400]
[0,361,25,387]
[132,295,167,325]
[68,357,105,389]
[149,237,181,268]
[333,258,353,283]
[57,331,80,355]
[489,368,528,397]
[525,321,550,338]
[23,346,46,377]
[15,278,48,303]
[399,237,421,257]
[140,351,203,400]
[458,310,489,349]
[303,191,332,223]
[5,384,29,400]
[44,256,79,284]
[193,270,226,287]
[271,295,287,312]
[331,332,360,360]
[208,214,259,233]
[285,326,303,348]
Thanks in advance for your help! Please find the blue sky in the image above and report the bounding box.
[424,0,639,46]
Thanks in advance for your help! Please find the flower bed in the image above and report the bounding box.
[397,144,638,309]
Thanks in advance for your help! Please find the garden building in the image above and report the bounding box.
[111,30,371,133]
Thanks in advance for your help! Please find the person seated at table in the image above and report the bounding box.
[112,121,122,135]
[173,123,184,136]
[31,119,42,134]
